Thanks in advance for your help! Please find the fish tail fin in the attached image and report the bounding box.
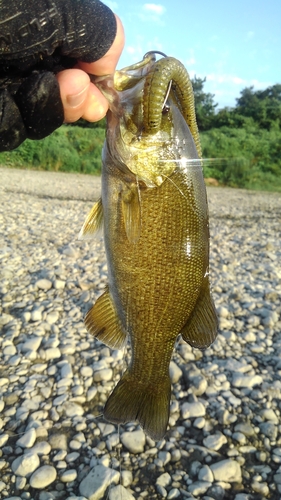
[103,370,171,441]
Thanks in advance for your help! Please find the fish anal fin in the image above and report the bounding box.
[181,279,218,349]
[121,184,141,244]
[85,287,127,350]
[78,198,103,240]
[104,370,171,441]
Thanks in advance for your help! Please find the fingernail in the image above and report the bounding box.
[67,85,89,108]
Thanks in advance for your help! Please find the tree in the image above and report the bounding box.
[236,84,281,130]
[191,76,218,131]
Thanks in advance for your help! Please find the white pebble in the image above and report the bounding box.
[29,465,57,488]
[60,469,78,482]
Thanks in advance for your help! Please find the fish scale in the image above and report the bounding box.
[80,52,218,440]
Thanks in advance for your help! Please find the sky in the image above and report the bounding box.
[103,0,281,109]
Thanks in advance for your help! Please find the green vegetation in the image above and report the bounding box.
[0,124,105,175]
[0,81,280,191]
[193,79,281,191]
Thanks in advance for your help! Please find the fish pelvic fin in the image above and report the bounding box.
[181,279,218,349]
[104,370,171,441]
[85,287,127,350]
[78,198,103,240]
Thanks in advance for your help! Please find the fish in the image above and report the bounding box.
[79,52,218,441]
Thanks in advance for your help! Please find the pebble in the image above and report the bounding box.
[60,469,78,482]
[11,452,40,476]
[36,279,52,290]
[79,465,120,500]
[121,430,146,454]
[29,465,57,488]
[108,485,135,500]
[203,432,228,451]
[210,459,242,482]
[1,171,280,499]
[169,361,183,383]
[232,374,263,388]
[16,428,37,448]
[181,401,206,419]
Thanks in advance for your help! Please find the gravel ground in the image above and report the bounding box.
[0,166,281,500]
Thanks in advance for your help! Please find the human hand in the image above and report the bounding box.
[0,0,125,152]
[56,15,124,124]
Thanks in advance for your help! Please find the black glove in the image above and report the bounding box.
[0,0,116,151]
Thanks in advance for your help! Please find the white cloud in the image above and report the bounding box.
[139,3,166,23]
[143,3,166,15]
[124,36,164,64]
[206,73,247,85]
[198,73,274,108]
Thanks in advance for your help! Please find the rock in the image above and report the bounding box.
[167,488,181,499]
[121,430,146,454]
[121,470,133,487]
[188,481,212,496]
[181,401,206,419]
[251,480,270,496]
[16,428,37,448]
[60,469,78,482]
[108,485,135,500]
[232,374,263,388]
[93,368,113,382]
[259,422,278,440]
[31,309,42,322]
[210,459,242,483]
[79,465,120,500]
[183,364,207,396]
[63,402,84,417]
[169,361,183,383]
[29,465,57,488]
[80,366,93,377]
[198,465,214,482]
[11,452,40,477]
[260,408,279,423]
[203,432,227,451]
[22,336,42,352]
[49,434,68,450]
[36,279,52,290]
[46,311,59,324]
[156,472,172,488]
[234,422,255,437]
[27,441,51,456]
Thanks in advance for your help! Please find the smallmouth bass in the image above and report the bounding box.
[79,52,218,440]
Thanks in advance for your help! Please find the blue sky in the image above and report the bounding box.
[103,0,281,109]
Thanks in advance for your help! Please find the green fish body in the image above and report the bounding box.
[80,53,218,440]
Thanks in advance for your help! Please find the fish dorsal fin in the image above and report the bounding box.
[85,287,127,350]
[78,198,103,240]
[181,279,218,349]
[121,183,142,244]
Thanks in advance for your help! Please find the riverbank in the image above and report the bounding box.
[0,167,281,499]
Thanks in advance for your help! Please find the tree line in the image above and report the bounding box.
[0,79,280,191]
[192,78,281,190]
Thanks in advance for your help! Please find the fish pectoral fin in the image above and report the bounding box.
[121,184,141,244]
[181,280,218,349]
[104,370,171,441]
[78,198,103,240]
[85,287,127,350]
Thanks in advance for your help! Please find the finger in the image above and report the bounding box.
[78,15,125,76]
[56,68,109,122]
